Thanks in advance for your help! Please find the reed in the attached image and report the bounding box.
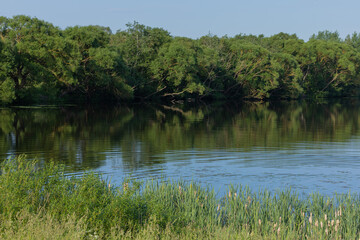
[0,156,359,239]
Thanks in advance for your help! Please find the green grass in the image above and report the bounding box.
[0,156,359,239]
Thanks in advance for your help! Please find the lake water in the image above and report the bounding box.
[1,100,360,195]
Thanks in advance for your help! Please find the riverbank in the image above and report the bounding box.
[0,156,359,239]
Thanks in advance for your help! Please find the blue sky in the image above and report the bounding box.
[1,0,360,40]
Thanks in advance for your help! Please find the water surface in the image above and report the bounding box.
[1,100,359,195]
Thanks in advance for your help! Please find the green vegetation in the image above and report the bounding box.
[0,156,360,239]
[1,16,360,104]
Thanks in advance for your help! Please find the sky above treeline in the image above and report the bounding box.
[1,0,360,40]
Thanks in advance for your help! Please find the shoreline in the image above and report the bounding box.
[0,156,359,239]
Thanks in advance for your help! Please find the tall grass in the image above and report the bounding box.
[0,156,359,239]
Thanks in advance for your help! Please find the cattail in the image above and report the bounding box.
[277,227,281,235]
[331,219,334,226]
[336,219,340,226]
[315,220,318,227]
[335,211,338,218]
[309,215,313,224]
[258,219,262,226]
[234,192,237,198]
[324,214,327,221]
[320,221,323,228]
[328,220,330,227]
[229,191,232,198]
[335,225,338,232]
[339,207,342,216]
[194,191,197,197]
[217,204,220,211]
[325,228,328,235]
[279,217,282,224]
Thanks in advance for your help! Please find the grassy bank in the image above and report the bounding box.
[0,156,359,239]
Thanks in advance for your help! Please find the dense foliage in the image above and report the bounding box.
[1,156,360,239]
[1,16,360,104]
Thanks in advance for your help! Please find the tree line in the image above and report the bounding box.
[1,15,360,104]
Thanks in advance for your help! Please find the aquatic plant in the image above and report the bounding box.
[0,156,359,239]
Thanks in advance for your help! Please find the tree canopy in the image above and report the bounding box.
[1,15,360,105]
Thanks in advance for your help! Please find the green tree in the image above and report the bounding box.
[345,32,360,49]
[234,33,265,45]
[64,25,133,101]
[270,53,303,98]
[0,15,75,103]
[111,22,172,96]
[225,41,280,99]
[261,32,299,53]
[151,37,205,98]
[0,31,16,104]
[310,30,342,42]
[196,35,235,99]
[297,40,360,97]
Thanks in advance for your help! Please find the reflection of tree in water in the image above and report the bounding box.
[0,100,359,172]
[111,100,360,172]
[0,107,135,170]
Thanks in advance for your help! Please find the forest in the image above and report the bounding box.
[1,15,360,104]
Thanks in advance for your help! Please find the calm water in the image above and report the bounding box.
[1,100,360,195]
